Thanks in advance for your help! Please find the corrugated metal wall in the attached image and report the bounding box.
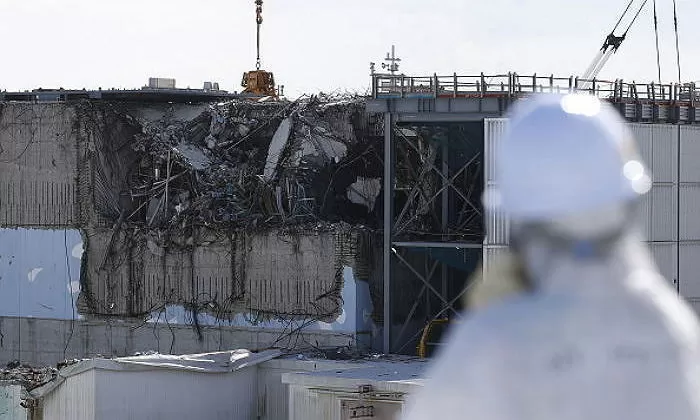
[482,119,700,304]
[679,126,700,307]
[257,359,365,420]
[288,384,341,420]
[41,367,257,420]
[95,368,257,420]
[42,369,95,420]
[257,364,290,420]
[287,383,405,420]
[483,119,509,246]
[482,245,509,280]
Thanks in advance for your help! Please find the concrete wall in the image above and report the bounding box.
[0,103,77,227]
[0,102,380,321]
[0,316,351,367]
[80,226,372,320]
[0,227,376,366]
[0,101,380,363]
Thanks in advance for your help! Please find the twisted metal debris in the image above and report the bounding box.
[124,94,384,232]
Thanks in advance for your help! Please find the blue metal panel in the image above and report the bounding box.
[0,228,82,319]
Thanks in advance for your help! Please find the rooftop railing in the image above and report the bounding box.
[371,72,699,105]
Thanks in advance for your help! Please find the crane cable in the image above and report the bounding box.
[255,0,263,70]
[611,0,635,33]
[622,0,649,37]
[672,0,682,294]
[652,0,662,83]
[582,0,649,82]
[672,0,682,84]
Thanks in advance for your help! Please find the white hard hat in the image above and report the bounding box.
[484,93,651,223]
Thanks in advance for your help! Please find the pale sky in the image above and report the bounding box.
[1,0,698,98]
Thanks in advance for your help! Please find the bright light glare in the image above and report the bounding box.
[623,160,644,181]
[560,94,601,117]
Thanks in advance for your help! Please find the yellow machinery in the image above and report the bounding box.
[417,318,452,358]
[242,69,275,97]
[242,0,277,96]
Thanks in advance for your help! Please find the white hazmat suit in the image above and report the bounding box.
[401,93,700,420]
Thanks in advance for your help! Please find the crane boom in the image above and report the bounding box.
[581,0,649,85]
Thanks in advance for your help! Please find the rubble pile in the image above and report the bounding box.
[68,95,384,323]
[123,95,384,233]
[1,362,58,391]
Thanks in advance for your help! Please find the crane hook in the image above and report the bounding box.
[256,0,263,70]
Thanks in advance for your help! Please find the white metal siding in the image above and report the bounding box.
[650,185,678,242]
[485,207,510,245]
[257,366,292,420]
[481,118,700,318]
[483,119,509,245]
[42,370,95,420]
[482,121,683,246]
[680,126,700,182]
[636,191,652,240]
[687,299,700,315]
[680,242,700,298]
[41,367,258,420]
[288,384,405,420]
[257,359,363,420]
[480,121,697,300]
[628,123,678,183]
[652,125,678,183]
[289,384,338,420]
[482,245,509,280]
[630,123,653,172]
[680,125,700,298]
[484,118,507,185]
[93,368,257,420]
[647,242,678,287]
[680,185,700,240]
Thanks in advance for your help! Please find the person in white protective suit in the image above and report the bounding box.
[401,93,700,420]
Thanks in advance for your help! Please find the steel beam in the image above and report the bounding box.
[383,112,394,354]
[392,249,461,318]
[392,242,482,249]
[395,281,476,354]
[393,261,440,349]
[399,133,481,217]
[394,153,479,236]
[441,136,449,311]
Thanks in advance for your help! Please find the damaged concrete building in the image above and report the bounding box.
[10,72,690,370]
[0,94,388,366]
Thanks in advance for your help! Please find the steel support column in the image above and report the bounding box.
[379,116,484,354]
[383,112,394,354]
[441,136,449,311]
